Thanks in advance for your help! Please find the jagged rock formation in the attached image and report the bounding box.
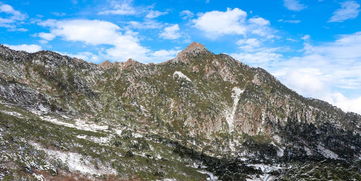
[0,43,361,180]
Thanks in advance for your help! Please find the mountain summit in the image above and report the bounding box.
[0,44,361,180]
[175,42,209,61]
[183,42,206,52]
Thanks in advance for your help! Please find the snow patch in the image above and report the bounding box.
[247,164,284,181]
[0,110,23,118]
[271,142,284,157]
[304,146,313,156]
[30,142,116,176]
[317,145,339,159]
[197,170,218,181]
[32,173,45,181]
[76,135,111,145]
[133,132,143,138]
[225,87,244,133]
[38,104,49,113]
[173,71,191,81]
[40,116,108,132]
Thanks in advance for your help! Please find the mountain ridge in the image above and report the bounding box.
[0,43,361,180]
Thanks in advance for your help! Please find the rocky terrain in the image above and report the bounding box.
[0,42,361,180]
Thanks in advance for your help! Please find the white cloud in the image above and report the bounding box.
[0,3,27,30]
[249,17,270,26]
[180,10,194,19]
[236,38,261,51]
[230,31,361,114]
[329,1,360,22]
[38,19,122,45]
[128,20,162,29]
[231,48,282,66]
[269,32,361,114]
[278,19,301,24]
[0,3,25,19]
[159,24,181,40]
[232,36,282,66]
[150,49,180,61]
[275,67,328,97]
[37,19,177,63]
[98,0,137,15]
[5,44,42,53]
[327,93,361,114]
[248,17,274,38]
[37,32,56,41]
[146,10,168,19]
[302,34,311,40]
[63,51,100,63]
[283,0,306,11]
[192,8,273,38]
[193,8,247,37]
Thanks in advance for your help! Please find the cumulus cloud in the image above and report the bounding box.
[5,44,42,53]
[192,8,247,37]
[329,1,360,22]
[236,38,261,51]
[0,2,27,31]
[38,19,123,45]
[150,49,180,61]
[192,8,273,38]
[230,31,361,114]
[37,32,56,41]
[283,0,306,11]
[231,48,282,66]
[159,24,181,40]
[327,93,361,114]
[37,19,178,63]
[270,32,361,114]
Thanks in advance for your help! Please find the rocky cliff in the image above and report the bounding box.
[0,43,361,180]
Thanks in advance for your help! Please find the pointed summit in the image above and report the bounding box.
[99,60,113,69]
[121,58,142,68]
[181,42,207,54]
[175,42,210,61]
[184,42,205,51]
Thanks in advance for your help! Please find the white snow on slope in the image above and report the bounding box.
[225,87,244,133]
[0,110,23,118]
[76,135,111,145]
[197,170,218,181]
[246,164,284,181]
[30,142,116,175]
[317,144,339,159]
[173,71,191,81]
[40,116,108,132]
[32,173,45,181]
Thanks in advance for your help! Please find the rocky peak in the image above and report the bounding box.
[175,42,210,62]
[120,58,142,68]
[0,45,29,62]
[99,60,113,69]
[184,42,205,51]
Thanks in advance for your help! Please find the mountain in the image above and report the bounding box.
[0,42,361,180]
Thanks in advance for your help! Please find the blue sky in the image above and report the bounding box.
[1,0,361,113]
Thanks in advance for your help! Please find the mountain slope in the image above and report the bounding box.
[0,43,361,180]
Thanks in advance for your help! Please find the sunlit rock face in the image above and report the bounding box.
[0,43,361,180]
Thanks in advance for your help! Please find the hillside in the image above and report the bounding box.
[0,43,361,180]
